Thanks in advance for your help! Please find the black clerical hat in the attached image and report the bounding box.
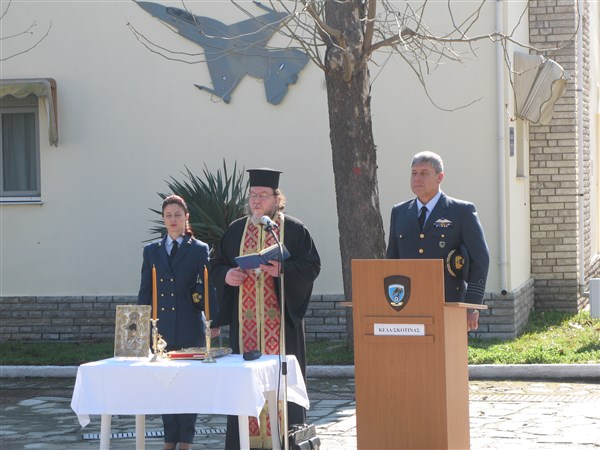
[247,168,282,189]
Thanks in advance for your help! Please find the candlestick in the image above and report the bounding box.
[203,319,216,363]
[152,265,157,321]
[204,266,210,321]
[149,321,167,362]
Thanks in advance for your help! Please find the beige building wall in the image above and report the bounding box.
[504,0,535,293]
[0,0,338,295]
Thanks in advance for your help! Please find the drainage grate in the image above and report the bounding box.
[310,391,355,401]
[82,427,226,440]
[470,394,600,403]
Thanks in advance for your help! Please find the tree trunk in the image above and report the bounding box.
[323,1,386,346]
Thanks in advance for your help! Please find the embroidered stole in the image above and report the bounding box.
[238,214,284,448]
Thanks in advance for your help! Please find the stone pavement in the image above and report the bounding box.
[1,371,600,450]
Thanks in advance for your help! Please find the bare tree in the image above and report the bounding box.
[0,0,51,62]
[130,0,576,343]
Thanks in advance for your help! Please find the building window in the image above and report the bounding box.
[0,94,41,199]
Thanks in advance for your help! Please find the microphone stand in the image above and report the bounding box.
[264,223,289,450]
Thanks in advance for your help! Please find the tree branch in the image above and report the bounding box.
[0,0,11,21]
[0,21,52,62]
[362,0,377,53]
[301,0,352,81]
[368,26,414,56]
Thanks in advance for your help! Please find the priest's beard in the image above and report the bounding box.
[250,208,277,226]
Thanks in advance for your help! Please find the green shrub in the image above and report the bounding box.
[149,160,248,251]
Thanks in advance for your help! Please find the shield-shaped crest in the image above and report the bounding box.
[384,275,411,311]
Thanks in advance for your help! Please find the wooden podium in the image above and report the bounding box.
[352,259,486,450]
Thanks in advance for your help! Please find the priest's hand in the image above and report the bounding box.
[260,260,280,277]
[225,268,248,286]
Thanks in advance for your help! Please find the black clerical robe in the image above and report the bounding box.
[209,214,320,449]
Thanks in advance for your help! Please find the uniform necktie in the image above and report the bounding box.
[418,206,427,231]
[170,240,179,264]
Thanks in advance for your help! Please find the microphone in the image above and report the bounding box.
[261,215,279,229]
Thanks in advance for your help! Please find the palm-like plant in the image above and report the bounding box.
[149,160,248,252]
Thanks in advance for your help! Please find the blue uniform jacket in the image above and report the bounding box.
[386,193,490,304]
[138,235,216,350]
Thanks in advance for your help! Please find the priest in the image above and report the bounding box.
[210,168,321,449]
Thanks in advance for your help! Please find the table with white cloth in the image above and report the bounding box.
[70,354,309,450]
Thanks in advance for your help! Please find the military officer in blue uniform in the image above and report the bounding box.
[138,194,217,450]
[386,151,490,331]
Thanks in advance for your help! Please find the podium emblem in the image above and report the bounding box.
[384,276,411,311]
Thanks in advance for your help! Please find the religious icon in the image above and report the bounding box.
[114,305,151,357]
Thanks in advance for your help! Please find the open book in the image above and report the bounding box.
[234,243,290,270]
[167,347,232,360]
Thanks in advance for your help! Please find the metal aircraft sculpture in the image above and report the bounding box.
[137,1,310,105]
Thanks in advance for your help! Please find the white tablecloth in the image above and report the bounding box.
[71,354,309,427]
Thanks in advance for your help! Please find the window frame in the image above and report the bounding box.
[0,95,42,201]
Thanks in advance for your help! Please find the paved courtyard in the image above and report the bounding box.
[1,376,600,449]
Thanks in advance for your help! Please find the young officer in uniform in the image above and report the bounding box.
[138,194,217,450]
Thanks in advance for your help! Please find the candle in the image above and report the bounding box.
[152,264,157,321]
[204,266,210,321]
